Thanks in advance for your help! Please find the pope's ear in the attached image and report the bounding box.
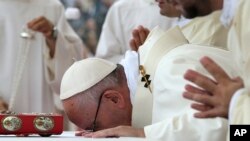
[103,90,125,108]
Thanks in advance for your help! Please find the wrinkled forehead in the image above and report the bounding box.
[73,107,95,130]
[62,99,95,129]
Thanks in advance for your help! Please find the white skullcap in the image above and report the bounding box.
[60,58,117,100]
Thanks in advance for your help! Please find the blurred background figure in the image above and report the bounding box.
[0,0,85,130]
[61,0,116,55]
[94,0,177,63]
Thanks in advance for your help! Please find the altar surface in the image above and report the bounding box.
[0,131,151,141]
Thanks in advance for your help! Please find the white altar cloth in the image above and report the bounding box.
[0,131,151,141]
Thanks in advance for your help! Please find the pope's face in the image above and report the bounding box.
[63,97,126,131]
[63,88,132,131]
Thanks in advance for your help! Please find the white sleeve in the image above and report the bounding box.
[228,0,250,125]
[229,88,250,124]
[119,50,139,105]
[144,114,228,141]
[228,0,250,124]
[229,88,244,123]
[95,2,127,63]
[43,3,84,95]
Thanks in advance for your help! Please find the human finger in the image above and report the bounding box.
[39,26,54,37]
[232,77,244,87]
[75,130,92,136]
[75,132,82,136]
[194,109,224,118]
[184,69,217,93]
[185,84,209,95]
[183,91,215,106]
[84,128,118,138]
[200,56,231,83]
[27,16,44,28]
[129,39,138,51]
[86,126,144,138]
[28,20,46,31]
[191,103,212,112]
[132,29,142,47]
[138,25,148,44]
[144,28,150,36]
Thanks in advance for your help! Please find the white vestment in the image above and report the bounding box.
[226,0,250,124]
[138,27,238,140]
[182,11,228,49]
[95,0,177,63]
[0,0,83,113]
[132,11,229,128]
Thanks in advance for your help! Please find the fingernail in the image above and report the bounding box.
[184,84,191,90]
[184,70,195,80]
[194,113,201,118]
[182,92,189,98]
[200,56,211,64]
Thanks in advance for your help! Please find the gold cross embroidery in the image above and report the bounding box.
[139,65,152,93]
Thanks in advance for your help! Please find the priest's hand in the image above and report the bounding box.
[130,25,150,51]
[27,16,56,58]
[80,126,145,138]
[183,56,244,119]
[27,16,54,38]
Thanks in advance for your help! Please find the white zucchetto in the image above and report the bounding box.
[60,58,116,100]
